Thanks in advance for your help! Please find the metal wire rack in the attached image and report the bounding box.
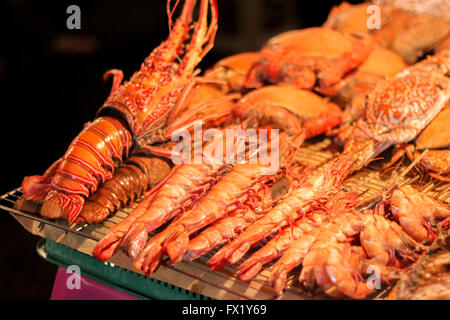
[1,138,449,299]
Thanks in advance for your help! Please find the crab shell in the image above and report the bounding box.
[325,2,450,64]
[247,27,374,94]
[234,85,342,123]
[388,14,450,64]
[331,46,407,107]
[414,105,450,175]
[436,36,450,53]
[416,105,450,150]
[324,2,394,35]
[362,68,450,145]
[204,52,260,92]
[358,46,407,77]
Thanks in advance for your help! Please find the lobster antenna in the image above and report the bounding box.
[167,0,182,32]
[200,0,219,59]
[180,0,218,73]
[380,147,430,196]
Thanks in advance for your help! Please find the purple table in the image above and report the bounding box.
[51,267,140,300]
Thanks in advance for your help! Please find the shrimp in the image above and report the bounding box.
[208,184,320,271]
[238,211,326,282]
[263,192,358,294]
[207,157,352,271]
[308,243,375,299]
[105,125,245,260]
[135,163,279,275]
[183,178,292,262]
[390,185,450,244]
[93,161,226,260]
[120,163,227,259]
[269,227,323,295]
[360,214,424,269]
[298,212,371,298]
[299,209,419,298]
[133,212,188,274]
[184,205,266,262]
[164,164,278,261]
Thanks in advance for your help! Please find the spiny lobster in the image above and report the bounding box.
[20,0,222,224]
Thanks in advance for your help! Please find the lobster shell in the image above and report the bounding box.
[20,0,219,224]
[77,156,171,224]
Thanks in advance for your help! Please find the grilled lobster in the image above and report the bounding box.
[76,156,171,224]
[20,0,221,224]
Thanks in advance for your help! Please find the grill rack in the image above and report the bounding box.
[1,138,449,300]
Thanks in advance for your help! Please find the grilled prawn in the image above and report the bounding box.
[390,185,450,243]
[184,177,294,262]
[299,212,369,298]
[93,160,228,261]
[360,214,424,269]
[135,162,282,275]
[207,157,352,271]
[238,208,328,283]
[240,192,358,293]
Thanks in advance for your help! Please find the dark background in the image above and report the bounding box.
[0,0,363,299]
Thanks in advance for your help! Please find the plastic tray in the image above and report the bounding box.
[37,238,211,300]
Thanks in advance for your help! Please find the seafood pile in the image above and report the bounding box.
[324,0,450,64]
[15,0,450,299]
[389,230,450,299]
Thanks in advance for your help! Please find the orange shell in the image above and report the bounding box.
[205,52,260,92]
[358,46,407,77]
[267,27,356,60]
[366,72,445,139]
[237,85,342,121]
[416,105,450,149]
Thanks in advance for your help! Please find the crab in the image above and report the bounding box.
[384,104,450,182]
[244,27,374,96]
[324,2,450,64]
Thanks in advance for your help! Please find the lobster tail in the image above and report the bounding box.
[76,156,171,224]
[40,117,132,223]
